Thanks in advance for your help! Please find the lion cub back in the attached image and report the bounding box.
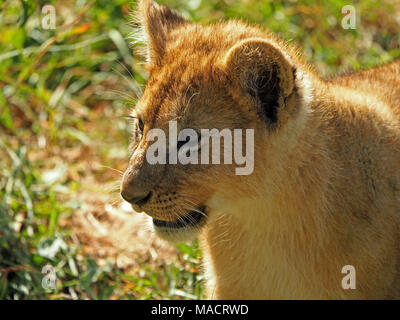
[330,59,400,120]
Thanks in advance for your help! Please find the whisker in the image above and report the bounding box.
[109,89,137,102]
[98,164,124,175]
[111,66,142,98]
[181,203,208,220]
[116,60,144,96]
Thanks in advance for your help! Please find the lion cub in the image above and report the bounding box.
[120,0,400,299]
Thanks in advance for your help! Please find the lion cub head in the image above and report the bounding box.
[120,0,312,242]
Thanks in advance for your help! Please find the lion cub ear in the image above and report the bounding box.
[135,0,187,65]
[222,38,295,125]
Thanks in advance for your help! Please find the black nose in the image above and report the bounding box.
[121,191,152,206]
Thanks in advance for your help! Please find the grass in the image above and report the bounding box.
[0,0,399,300]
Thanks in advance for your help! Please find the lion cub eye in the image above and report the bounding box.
[127,115,144,143]
[135,118,144,139]
[138,118,144,132]
[177,130,202,154]
[177,136,190,150]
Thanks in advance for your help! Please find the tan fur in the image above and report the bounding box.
[121,0,400,299]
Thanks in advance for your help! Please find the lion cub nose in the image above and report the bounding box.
[120,171,152,206]
[121,189,152,206]
[121,166,155,207]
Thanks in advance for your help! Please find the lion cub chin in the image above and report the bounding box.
[121,0,400,299]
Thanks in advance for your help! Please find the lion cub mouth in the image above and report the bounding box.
[152,206,207,229]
